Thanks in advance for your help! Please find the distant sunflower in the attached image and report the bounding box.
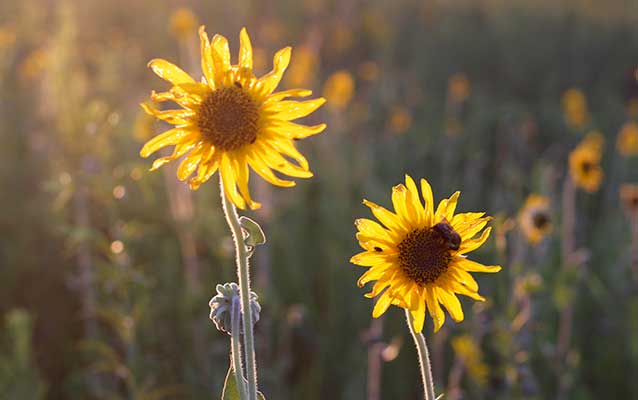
[140,27,326,209]
[616,121,638,157]
[518,194,552,245]
[351,175,501,333]
[569,132,604,193]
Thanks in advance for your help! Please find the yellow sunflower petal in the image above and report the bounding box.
[459,227,492,254]
[258,46,291,96]
[365,279,392,298]
[391,184,413,226]
[446,266,479,292]
[266,89,313,103]
[150,139,199,171]
[259,145,313,178]
[435,191,460,221]
[140,103,194,125]
[198,26,215,87]
[425,287,445,332]
[233,154,261,210]
[455,257,502,273]
[420,178,435,224]
[189,154,220,190]
[261,138,310,170]
[443,278,485,301]
[267,98,326,121]
[177,143,206,180]
[211,34,231,86]
[404,175,426,227]
[437,289,464,323]
[354,218,395,244]
[148,58,195,85]
[372,290,394,318]
[350,251,393,266]
[246,152,295,187]
[238,27,253,70]
[362,199,406,233]
[220,153,247,209]
[265,121,327,140]
[140,128,197,157]
[409,291,427,333]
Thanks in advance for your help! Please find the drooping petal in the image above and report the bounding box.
[189,153,220,190]
[437,289,464,322]
[150,139,200,171]
[372,290,394,318]
[246,152,295,187]
[409,290,427,333]
[177,143,206,180]
[148,59,195,85]
[232,153,261,210]
[219,153,246,209]
[424,286,445,332]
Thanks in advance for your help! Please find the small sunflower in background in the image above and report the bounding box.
[616,121,638,157]
[569,131,604,193]
[140,27,326,209]
[562,88,589,130]
[351,175,501,333]
[451,334,489,386]
[620,184,638,216]
[169,8,198,40]
[518,194,552,245]
[323,70,355,111]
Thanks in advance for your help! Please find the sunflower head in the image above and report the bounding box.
[140,26,327,210]
[617,121,638,157]
[518,194,552,245]
[569,132,604,193]
[350,175,501,333]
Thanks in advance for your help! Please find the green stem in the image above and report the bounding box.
[406,309,437,400]
[230,297,248,399]
[220,176,258,400]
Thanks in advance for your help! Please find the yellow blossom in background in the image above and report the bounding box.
[133,102,156,142]
[351,175,501,333]
[562,88,589,129]
[451,335,489,385]
[140,27,326,210]
[0,24,16,50]
[284,44,318,88]
[388,106,412,135]
[518,194,552,245]
[448,73,471,103]
[620,183,638,215]
[627,98,638,118]
[569,132,604,192]
[259,20,286,45]
[616,121,638,156]
[323,70,355,111]
[19,48,48,82]
[169,8,198,40]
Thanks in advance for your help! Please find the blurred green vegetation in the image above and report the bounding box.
[1,0,638,399]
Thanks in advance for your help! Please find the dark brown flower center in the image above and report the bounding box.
[532,211,550,229]
[580,160,593,174]
[197,85,259,151]
[397,222,460,285]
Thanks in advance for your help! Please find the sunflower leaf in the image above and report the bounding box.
[239,216,266,255]
[221,364,266,400]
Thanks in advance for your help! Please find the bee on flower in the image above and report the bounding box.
[351,175,501,333]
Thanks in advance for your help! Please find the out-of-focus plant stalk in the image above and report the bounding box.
[219,176,258,400]
[406,310,436,400]
[231,297,248,399]
[365,317,384,400]
[557,175,576,400]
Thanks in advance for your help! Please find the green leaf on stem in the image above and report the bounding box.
[221,365,266,400]
[239,216,266,258]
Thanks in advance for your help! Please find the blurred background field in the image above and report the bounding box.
[1,0,638,399]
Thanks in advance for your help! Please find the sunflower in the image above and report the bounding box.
[350,175,501,333]
[140,27,326,210]
[518,194,552,245]
[568,132,604,193]
[616,121,638,157]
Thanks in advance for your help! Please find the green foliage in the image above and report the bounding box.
[0,310,47,399]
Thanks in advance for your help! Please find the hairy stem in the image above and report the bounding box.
[219,176,258,400]
[406,309,436,400]
[231,297,248,399]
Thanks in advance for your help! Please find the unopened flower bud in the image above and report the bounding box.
[209,282,261,335]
